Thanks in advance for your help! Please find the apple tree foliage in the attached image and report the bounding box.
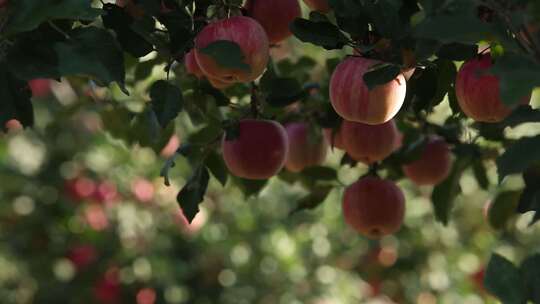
[2,0,540,302]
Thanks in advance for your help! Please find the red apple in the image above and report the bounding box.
[136,288,156,304]
[222,119,288,179]
[284,122,328,172]
[323,126,345,150]
[245,0,301,44]
[402,136,452,186]
[330,57,406,125]
[67,244,97,270]
[84,204,109,231]
[28,79,52,98]
[302,0,330,13]
[194,16,270,87]
[160,134,181,158]
[93,181,119,204]
[184,49,204,79]
[343,176,405,238]
[131,178,155,203]
[94,268,121,304]
[4,119,23,132]
[341,119,399,164]
[456,53,531,123]
[65,177,97,202]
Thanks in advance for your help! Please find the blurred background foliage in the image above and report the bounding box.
[2,1,540,304]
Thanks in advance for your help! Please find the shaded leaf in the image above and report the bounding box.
[484,253,526,304]
[199,40,250,72]
[149,80,183,128]
[177,166,210,223]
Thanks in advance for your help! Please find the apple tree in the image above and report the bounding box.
[1,0,540,303]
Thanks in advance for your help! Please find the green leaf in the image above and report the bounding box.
[491,53,540,106]
[0,65,33,130]
[204,152,228,186]
[484,253,526,304]
[290,186,333,215]
[472,159,489,190]
[363,63,401,90]
[177,166,210,223]
[502,106,540,128]
[488,191,521,230]
[436,43,478,61]
[149,80,183,128]
[301,166,337,181]
[520,254,540,303]
[363,0,403,39]
[234,177,268,197]
[290,18,348,50]
[497,135,540,183]
[260,77,306,107]
[102,4,154,58]
[431,157,470,225]
[8,27,126,92]
[4,0,101,35]
[198,40,250,72]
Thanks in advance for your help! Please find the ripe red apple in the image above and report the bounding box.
[341,119,399,164]
[28,79,52,98]
[323,126,345,150]
[194,16,269,86]
[65,177,97,202]
[456,53,531,122]
[343,176,405,238]
[284,122,328,172]
[4,119,23,132]
[184,49,204,79]
[330,57,406,125]
[245,0,301,44]
[67,244,97,270]
[160,134,181,158]
[94,268,121,304]
[222,119,288,179]
[93,181,119,204]
[136,288,156,304]
[302,0,330,13]
[402,136,452,186]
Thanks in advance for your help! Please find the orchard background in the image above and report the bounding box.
[1,0,540,303]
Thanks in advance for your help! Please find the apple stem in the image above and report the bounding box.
[250,82,260,119]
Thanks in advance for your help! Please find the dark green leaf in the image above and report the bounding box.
[301,166,337,181]
[260,77,306,107]
[0,65,33,130]
[177,166,210,223]
[431,157,470,225]
[234,177,268,197]
[204,152,228,186]
[4,0,101,35]
[199,40,250,72]
[436,43,478,61]
[149,80,183,128]
[484,253,526,304]
[491,54,540,106]
[488,191,521,230]
[290,18,348,50]
[363,63,401,90]
[520,254,540,303]
[290,186,333,215]
[472,159,489,190]
[497,135,540,182]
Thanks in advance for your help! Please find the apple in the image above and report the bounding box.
[302,0,331,13]
[194,16,269,87]
[284,122,328,172]
[94,268,121,304]
[0,0,8,8]
[131,178,155,203]
[28,78,52,98]
[160,134,181,158]
[341,119,400,164]
[455,53,531,123]
[402,136,452,186]
[84,204,109,231]
[330,56,406,125]
[222,119,288,179]
[4,119,23,132]
[245,0,301,44]
[93,181,119,204]
[184,49,204,79]
[65,177,96,201]
[136,288,156,304]
[343,176,405,238]
[67,244,97,270]
[323,126,345,150]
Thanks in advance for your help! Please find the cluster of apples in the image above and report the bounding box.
[180,0,534,239]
